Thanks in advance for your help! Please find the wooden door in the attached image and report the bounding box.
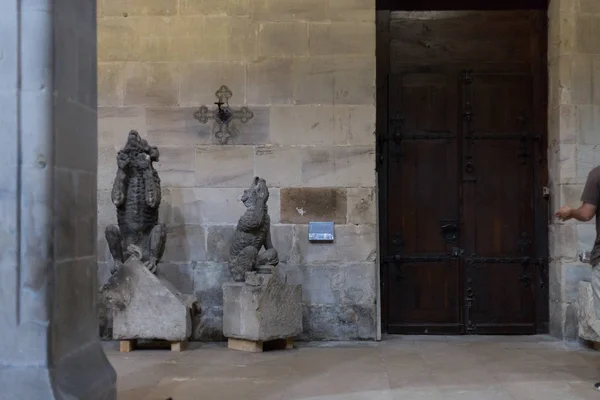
[384,71,462,334]
[379,10,548,335]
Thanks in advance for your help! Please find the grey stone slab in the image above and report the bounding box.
[157,262,195,295]
[207,225,235,262]
[163,224,207,262]
[223,272,302,341]
[279,262,377,306]
[300,303,377,341]
[192,305,225,341]
[102,256,194,341]
[192,261,231,309]
[564,263,592,303]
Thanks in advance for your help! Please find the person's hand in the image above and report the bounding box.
[555,206,573,221]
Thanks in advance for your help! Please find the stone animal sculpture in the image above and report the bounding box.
[228,177,279,282]
[105,130,166,274]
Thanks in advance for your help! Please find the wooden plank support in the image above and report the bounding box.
[227,337,295,353]
[228,338,264,353]
[171,340,188,352]
[120,340,136,352]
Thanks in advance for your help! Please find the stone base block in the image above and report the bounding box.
[578,281,600,342]
[101,256,195,342]
[223,273,302,343]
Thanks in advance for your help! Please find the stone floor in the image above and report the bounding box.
[106,335,600,400]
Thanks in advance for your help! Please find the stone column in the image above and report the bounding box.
[0,0,116,398]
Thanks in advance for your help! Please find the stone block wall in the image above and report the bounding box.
[97,0,377,340]
[548,0,600,339]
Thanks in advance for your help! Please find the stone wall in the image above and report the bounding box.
[548,0,600,339]
[97,0,377,340]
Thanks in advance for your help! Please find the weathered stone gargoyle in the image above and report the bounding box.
[105,130,166,274]
[228,176,279,282]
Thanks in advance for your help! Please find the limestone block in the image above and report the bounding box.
[169,188,249,224]
[580,0,600,13]
[335,105,376,146]
[294,224,376,264]
[146,107,214,146]
[578,223,596,253]
[333,57,375,105]
[157,262,195,295]
[309,23,375,56]
[279,262,376,306]
[578,105,600,145]
[179,62,246,106]
[98,63,124,106]
[102,256,195,341]
[223,272,302,341]
[195,146,254,187]
[594,58,600,106]
[577,145,600,180]
[576,15,600,54]
[555,141,576,181]
[578,281,600,342]
[566,263,592,304]
[251,0,328,22]
[98,18,140,61]
[549,223,578,262]
[123,62,179,106]
[206,225,235,262]
[270,224,295,264]
[162,224,206,262]
[247,58,293,105]
[292,57,335,105]
[293,57,374,106]
[154,145,196,187]
[328,0,375,22]
[254,146,303,187]
[98,107,146,147]
[280,187,347,224]
[258,22,308,57]
[270,106,340,145]
[347,187,376,225]
[559,183,585,206]
[301,303,376,340]
[570,55,593,105]
[102,0,178,16]
[300,146,376,187]
[203,16,258,61]
[180,0,250,16]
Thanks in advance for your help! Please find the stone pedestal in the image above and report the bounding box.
[101,256,195,342]
[223,271,302,350]
[578,281,600,342]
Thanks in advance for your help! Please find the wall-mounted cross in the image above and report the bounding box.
[193,85,254,145]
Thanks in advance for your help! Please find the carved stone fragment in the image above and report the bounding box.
[105,130,167,274]
[101,249,196,342]
[228,176,279,282]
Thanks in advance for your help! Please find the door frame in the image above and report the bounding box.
[375,2,550,335]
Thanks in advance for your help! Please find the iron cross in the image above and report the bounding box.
[193,85,254,145]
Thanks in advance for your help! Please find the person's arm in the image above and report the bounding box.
[556,169,599,222]
[562,203,597,222]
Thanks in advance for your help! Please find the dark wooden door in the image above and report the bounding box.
[379,10,548,335]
